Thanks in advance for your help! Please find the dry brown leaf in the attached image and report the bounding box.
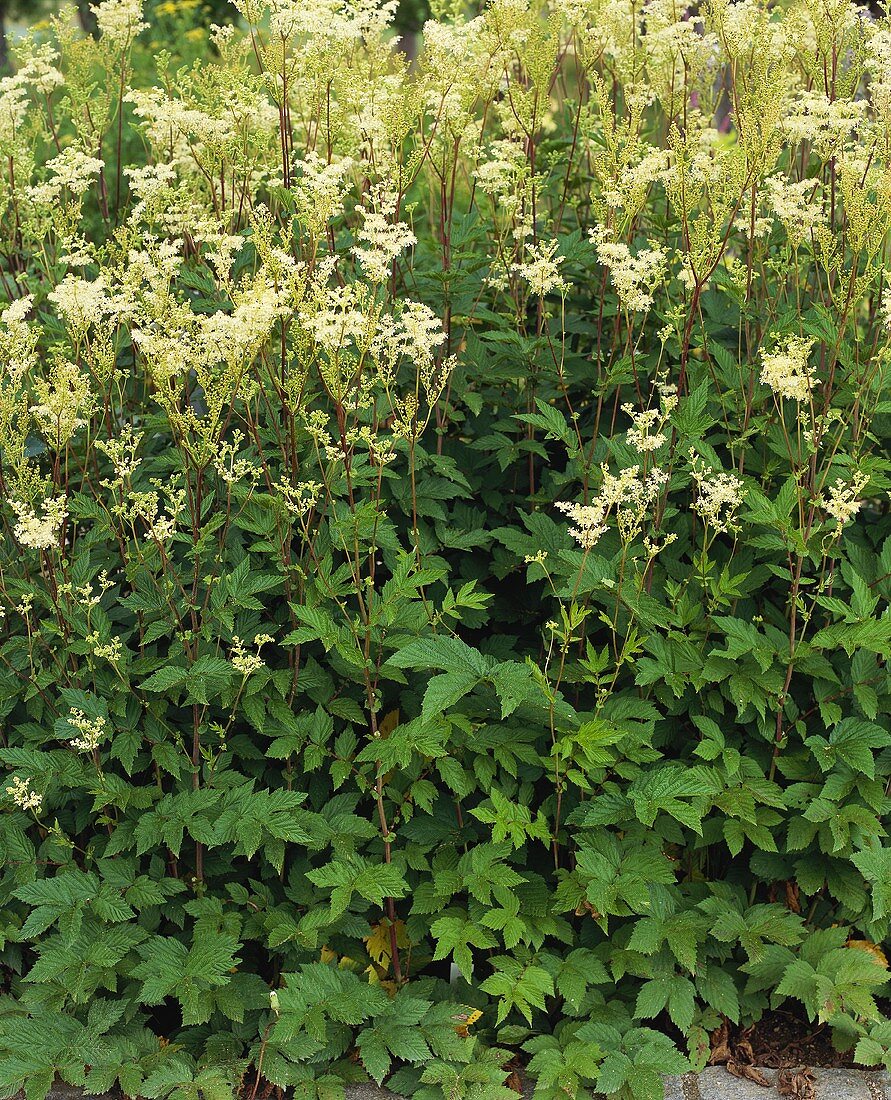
[504,1070,523,1095]
[734,1037,757,1064]
[573,899,602,920]
[726,1061,771,1087]
[785,880,801,914]
[777,1067,816,1100]
[846,939,889,967]
[708,1021,731,1066]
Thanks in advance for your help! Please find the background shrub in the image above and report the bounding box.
[0,1,889,1098]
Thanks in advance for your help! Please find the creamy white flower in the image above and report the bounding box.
[0,295,37,382]
[67,709,107,753]
[5,775,41,812]
[820,473,869,532]
[49,275,113,333]
[781,91,865,158]
[644,532,678,557]
[473,137,528,208]
[557,463,668,548]
[231,634,270,676]
[592,226,667,312]
[352,197,416,283]
[10,495,67,550]
[17,42,64,95]
[513,240,567,297]
[0,77,30,148]
[690,454,746,534]
[27,146,103,205]
[277,480,323,517]
[292,153,354,236]
[96,427,142,488]
[200,276,289,366]
[623,404,668,453]
[763,174,824,247]
[214,433,259,486]
[760,335,816,402]
[2,295,33,326]
[30,360,92,445]
[300,282,375,355]
[91,0,148,45]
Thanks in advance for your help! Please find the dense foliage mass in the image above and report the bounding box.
[0,0,890,1097]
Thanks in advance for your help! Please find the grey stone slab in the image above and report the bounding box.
[344,1084,536,1099]
[696,1066,884,1100]
[45,1091,119,1100]
[34,1066,890,1100]
[342,1079,688,1100]
[343,1069,887,1099]
[663,1074,696,1100]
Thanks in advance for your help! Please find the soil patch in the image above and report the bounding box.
[712,1009,860,1071]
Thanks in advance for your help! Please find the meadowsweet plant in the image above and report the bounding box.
[0,0,889,1098]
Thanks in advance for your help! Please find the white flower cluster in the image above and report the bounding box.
[352,189,417,283]
[124,88,236,179]
[204,235,246,284]
[513,240,567,298]
[760,335,816,402]
[276,480,323,518]
[214,433,260,487]
[201,276,290,367]
[623,386,676,454]
[256,0,398,45]
[473,138,528,211]
[556,464,668,548]
[373,301,446,381]
[96,427,142,489]
[0,295,38,383]
[601,147,668,214]
[91,0,148,46]
[27,146,104,206]
[0,77,31,149]
[124,163,181,228]
[231,634,273,676]
[421,16,490,129]
[67,709,108,753]
[591,226,667,312]
[710,0,787,59]
[5,775,41,813]
[762,174,824,248]
[690,453,746,534]
[781,91,865,159]
[867,26,891,117]
[15,42,64,96]
[624,407,666,453]
[30,359,92,446]
[299,279,375,359]
[49,275,114,334]
[292,153,354,236]
[11,494,67,550]
[820,473,869,533]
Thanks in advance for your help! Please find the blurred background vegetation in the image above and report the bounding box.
[0,0,435,69]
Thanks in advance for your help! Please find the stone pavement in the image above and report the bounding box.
[665,1067,889,1100]
[339,1067,891,1100]
[37,1067,891,1100]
